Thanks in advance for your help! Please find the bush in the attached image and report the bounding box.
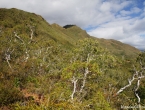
[0,81,23,106]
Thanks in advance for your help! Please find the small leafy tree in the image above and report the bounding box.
[116,51,145,109]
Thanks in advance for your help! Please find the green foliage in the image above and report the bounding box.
[136,51,145,65]
[0,8,142,109]
[0,81,23,106]
[138,87,145,99]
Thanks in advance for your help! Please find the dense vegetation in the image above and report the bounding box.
[0,8,144,110]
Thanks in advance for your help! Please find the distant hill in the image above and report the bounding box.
[63,24,76,29]
[96,38,140,59]
[0,8,140,58]
[51,23,90,45]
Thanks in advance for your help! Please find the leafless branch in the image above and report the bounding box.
[71,76,78,100]
[116,61,145,110]
[79,54,91,93]
[14,32,24,43]
[5,48,14,70]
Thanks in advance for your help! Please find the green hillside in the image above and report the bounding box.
[0,8,144,110]
[96,38,140,59]
[52,23,90,44]
[0,8,89,49]
[0,8,140,56]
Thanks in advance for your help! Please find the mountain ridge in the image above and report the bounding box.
[0,8,140,58]
[95,38,140,58]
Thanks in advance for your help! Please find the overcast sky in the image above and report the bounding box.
[0,0,145,50]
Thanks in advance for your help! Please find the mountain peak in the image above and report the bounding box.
[63,24,76,29]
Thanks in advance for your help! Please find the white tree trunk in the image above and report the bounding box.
[5,48,14,70]
[80,67,89,93]
[116,64,145,110]
[80,54,91,93]
[14,32,24,43]
[71,76,78,100]
[30,27,34,40]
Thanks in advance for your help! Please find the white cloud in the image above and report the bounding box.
[88,26,124,40]
[0,0,130,27]
[120,7,141,16]
[100,1,111,12]
[132,7,141,13]
[123,18,145,35]
[120,10,131,16]
[120,35,145,50]
[88,17,145,50]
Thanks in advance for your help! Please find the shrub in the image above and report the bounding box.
[0,81,23,106]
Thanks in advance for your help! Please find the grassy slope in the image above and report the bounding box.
[96,38,140,59]
[51,23,90,45]
[0,8,140,58]
[0,8,86,49]
[52,24,140,58]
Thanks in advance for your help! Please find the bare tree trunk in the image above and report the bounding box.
[6,56,12,69]
[116,64,145,110]
[25,49,29,62]
[14,32,24,43]
[80,54,91,93]
[71,76,78,100]
[28,25,35,44]
[28,25,35,40]
[80,67,89,93]
[5,48,14,71]
[30,27,34,40]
